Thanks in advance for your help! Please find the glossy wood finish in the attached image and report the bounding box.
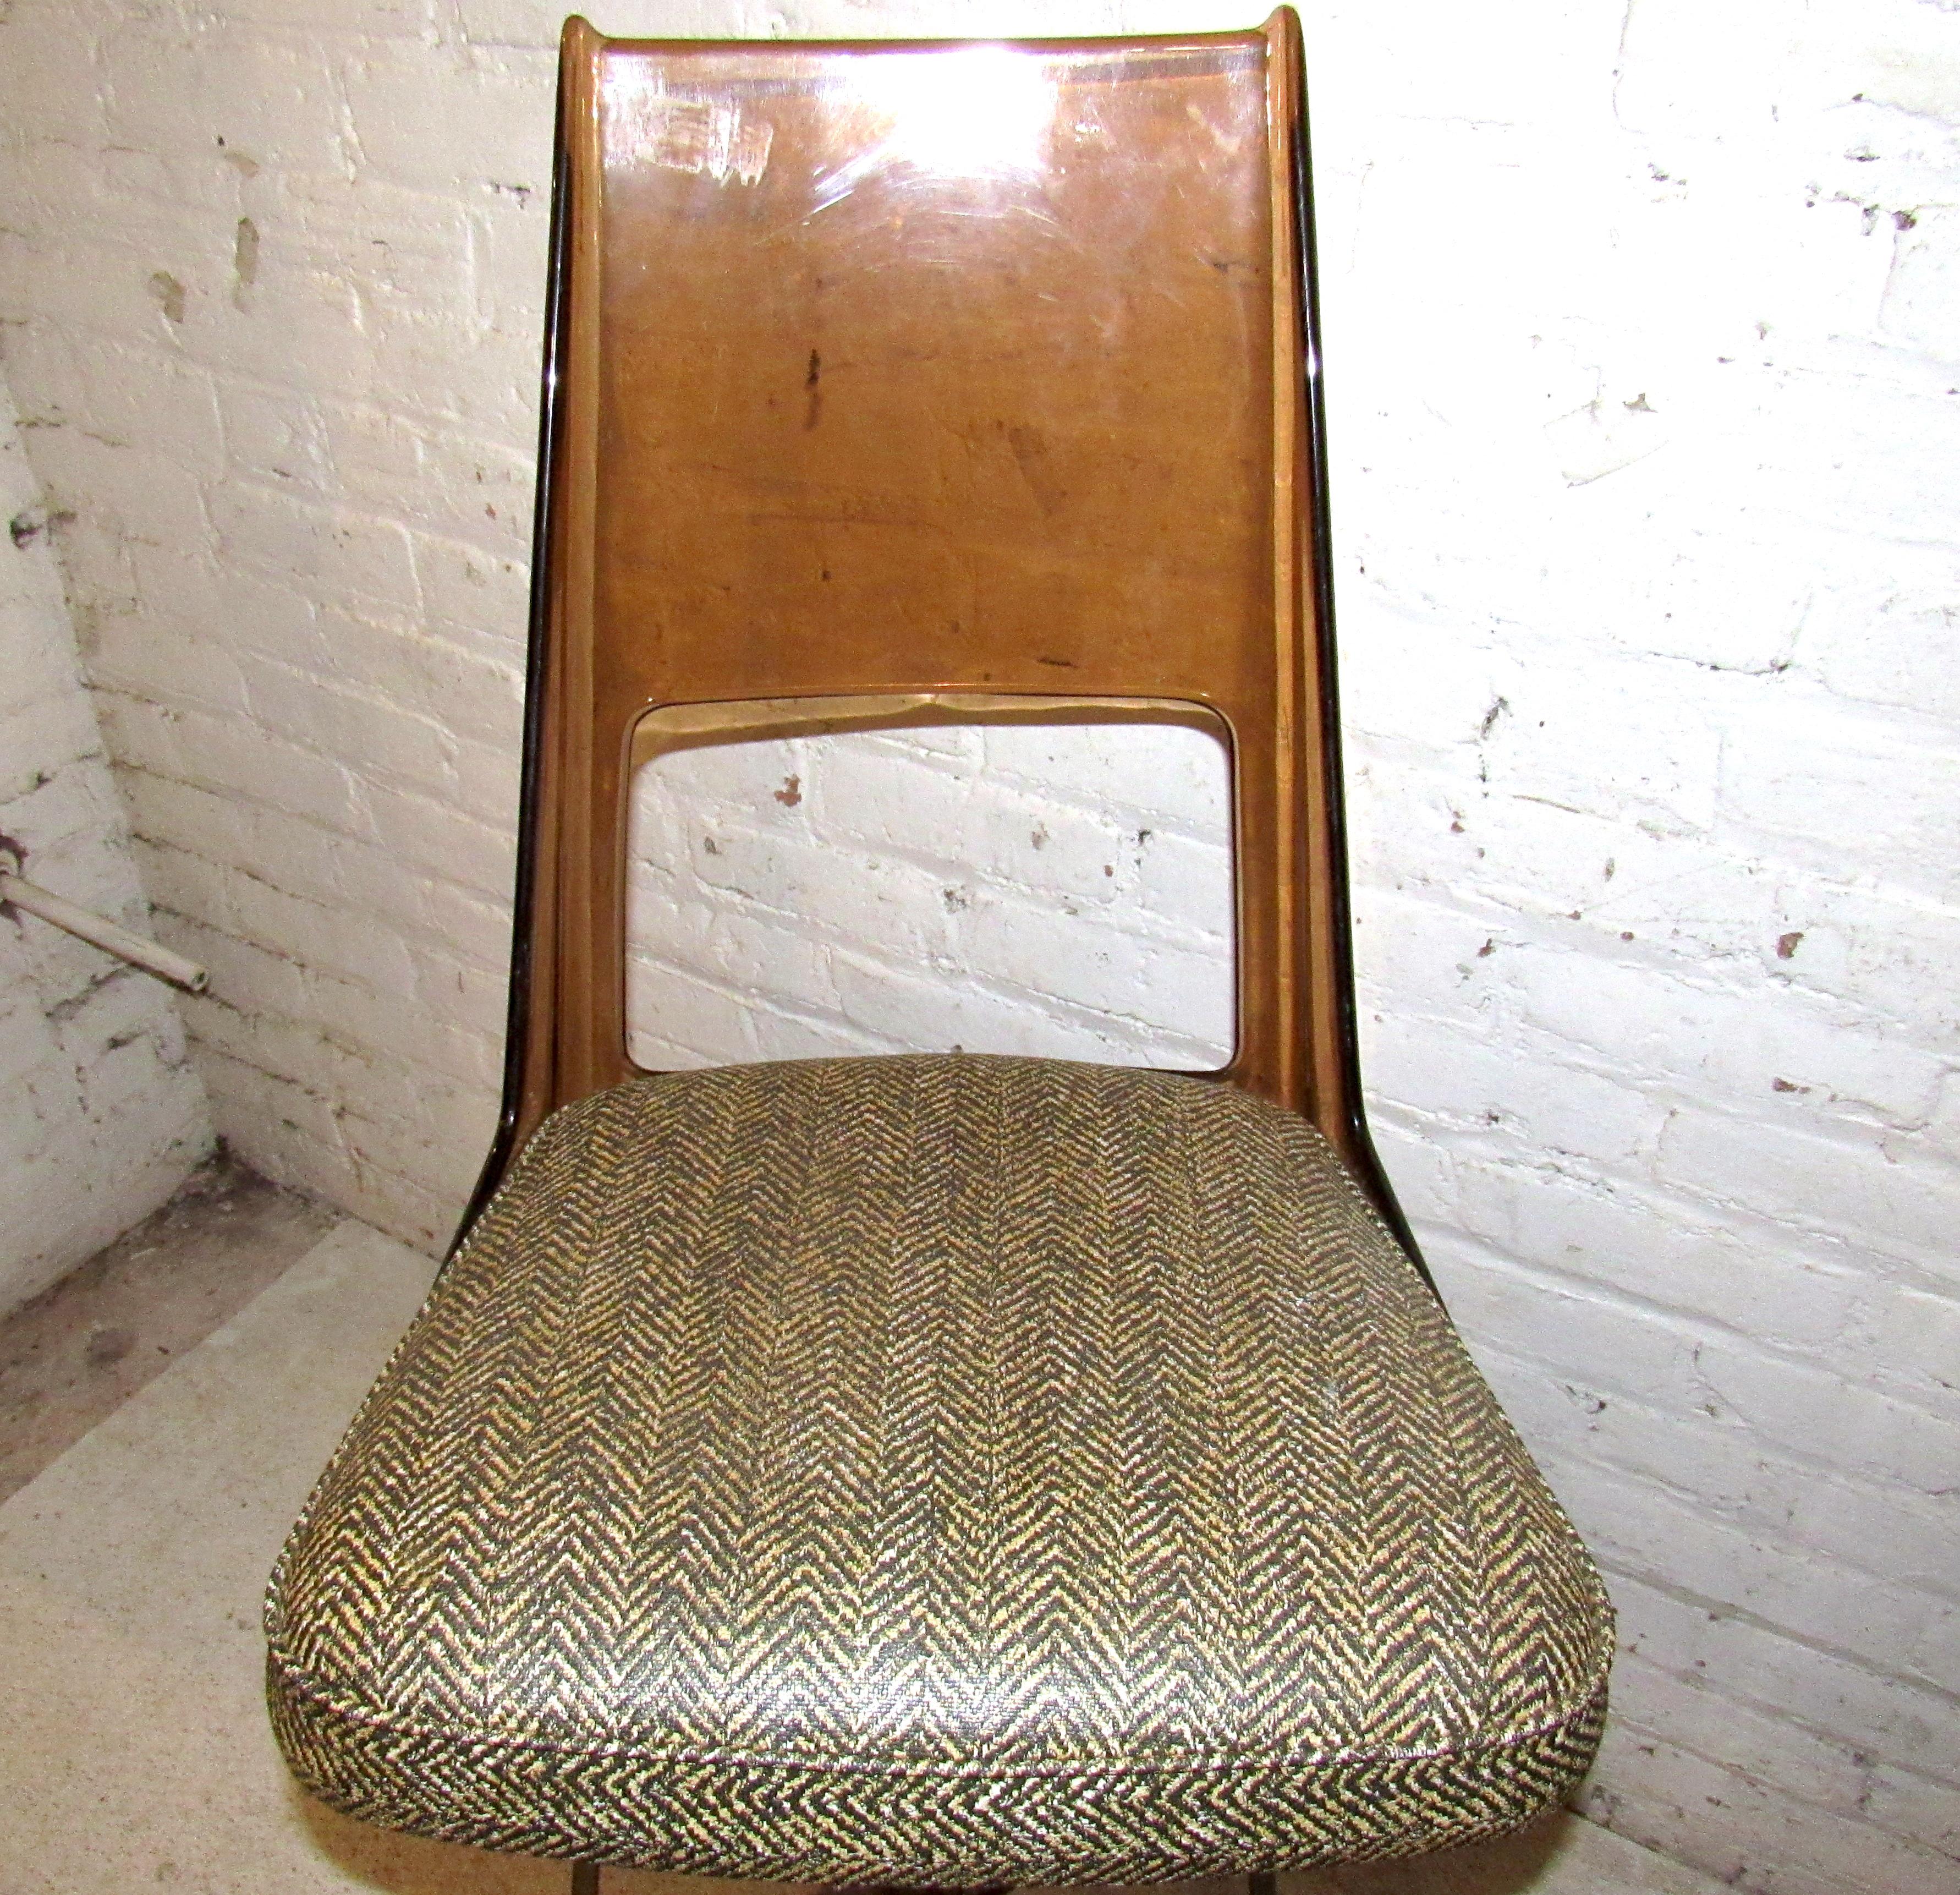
[469,9,1417,1258]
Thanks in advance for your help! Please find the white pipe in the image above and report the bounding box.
[0,856,209,993]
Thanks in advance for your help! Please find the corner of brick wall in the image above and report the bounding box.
[0,375,212,1314]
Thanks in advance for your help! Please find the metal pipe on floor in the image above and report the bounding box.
[0,851,209,993]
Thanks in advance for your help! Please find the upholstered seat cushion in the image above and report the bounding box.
[266,1055,1611,1883]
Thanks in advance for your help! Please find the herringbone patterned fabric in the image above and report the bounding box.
[266,1055,1612,1883]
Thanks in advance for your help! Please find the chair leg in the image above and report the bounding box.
[570,1864,600,1895]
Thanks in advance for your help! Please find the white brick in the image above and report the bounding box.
[1878,204,1960,359]
[1868,1285,1960,1420]
[239,654,455,798]
[0,381,212,1313]
[1658,1106,1960,1272]
[409,877,512,973]
[1863,1764,1960,1859]
[1800,542,1960,727]
[1775,877,1960,1048]
[67,339,224,476]
[30,434,212,553]
[1608,1569,1954,1768]
[303,970,498,1093]
[127,545,329,672]
[152,701,366,833]
[241,808,348,907]
[1778,1469,1960,1607]
[1368,1015,1665,1169]
[1551,1454,1951,1686]
[455,0,563,50]
[809,739,1128,902]
[0,698,103,799]
[629,965,787,1069]
[1480,661,1723,835]
[342,57,550,198]
[218,380,337,494]
[981,719,1231,828]
[192,281,380,401]
[224,867,419,996]
[829,949,1178,1066]
[359,781,511,896]
[209,483,419,618]
[410,528,529,657]
[1719,699,1960,906]
[1447,1157,1865,1352]
[88,615,249,717]
[1579,1718,1960,1895]
[1499,1371,1960,1608]
[1608,1649,1880,1823]
[1689,1333,1960,1496]
[1492,939,1947,1128]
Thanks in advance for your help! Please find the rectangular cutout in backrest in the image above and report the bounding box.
[626,715,1234,1072]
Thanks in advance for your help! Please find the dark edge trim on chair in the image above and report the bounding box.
[448,72,573,1265]
[1286,24,1434,1292]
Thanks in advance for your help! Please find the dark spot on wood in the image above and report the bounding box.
[772,774,801,808]
[1776,930,1804,960]
[1476,939,1495,957]
[1007,423,1066,514]
[1035,654,1075,668]
[1894,208,1918,230]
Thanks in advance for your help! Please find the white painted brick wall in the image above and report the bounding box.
[2,2,1957,1888]
[628,724,1234,1069]
[0,379,211,1316]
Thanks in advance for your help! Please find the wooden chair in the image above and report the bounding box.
[265,14,1612,1889]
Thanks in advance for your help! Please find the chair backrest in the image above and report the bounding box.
[466,7,1415,1255]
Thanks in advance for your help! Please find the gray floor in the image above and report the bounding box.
[0,1191,1721,1895]
[0,1149,336,1504]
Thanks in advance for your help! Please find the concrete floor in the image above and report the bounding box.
[0,1186,1723,1895]
[0,1149,336,1504]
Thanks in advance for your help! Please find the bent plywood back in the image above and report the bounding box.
[468,8,1414,1253]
